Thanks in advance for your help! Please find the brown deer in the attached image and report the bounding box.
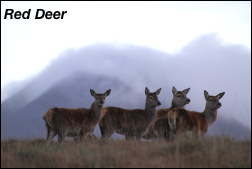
[43,89,111,144]
[163,90,225,138]
[99,87,161,140]
[142,86,190,141]
[166,109,177,141]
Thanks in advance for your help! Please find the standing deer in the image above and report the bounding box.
[43,89,111,144]
[142,86,190,141]
[99,87,161,140]
[164,90,225,138]
[166,109,177,141]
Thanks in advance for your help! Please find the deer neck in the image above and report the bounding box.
[203,106,217,126]
[89,102,102,123]
[145,102,157,122]
[171,100,185,109]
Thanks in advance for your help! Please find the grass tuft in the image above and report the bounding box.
[1,136,251,168]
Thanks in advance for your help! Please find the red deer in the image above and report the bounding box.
[99,87,161,140]
[143,87,190,141]
[162,90,225,139]
[165,109,177,141]
[43,89,111,144]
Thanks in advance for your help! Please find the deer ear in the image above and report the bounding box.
[204,90,209,100]
[182,88,190,94]
[172,86,177,94]
[216,92,225,99]
[145,87,150,95]
[155,88,161,95]
[105,89,111,96]
[90,89,96,96]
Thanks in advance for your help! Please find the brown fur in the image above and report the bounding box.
[167,90,225,138]
[43,89,111,144]
[100,107,154,139]
[145,107,192,141]
[44,108,97,136]
[142,87,190,141]
[99,87,161,140]
[166,108,208,137]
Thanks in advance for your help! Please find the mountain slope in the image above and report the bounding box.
[1,34,251,140]
[1,72,142,139]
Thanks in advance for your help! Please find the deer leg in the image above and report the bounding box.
[57,131,66,144]
[102,128,114,139]
[125,134,134,140]
[136,134,141,140]
[46,129,56,145]
[79,129,88,143]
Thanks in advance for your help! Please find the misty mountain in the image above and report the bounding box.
[1,34,251,140]
[207,117,251,139]
[171,35,251,129]
[1,72,143,139]
[1,44,169,114]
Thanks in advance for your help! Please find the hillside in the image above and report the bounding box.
[1,34,251,140]
[1,136,251,168]
[1,72,141,139]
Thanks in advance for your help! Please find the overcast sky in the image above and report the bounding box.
[1,1,251,89]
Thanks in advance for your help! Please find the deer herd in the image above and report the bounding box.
[43,87,225,144]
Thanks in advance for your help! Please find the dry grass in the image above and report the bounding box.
[1,136,251,168]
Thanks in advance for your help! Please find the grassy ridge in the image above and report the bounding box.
[1,136,251,168]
